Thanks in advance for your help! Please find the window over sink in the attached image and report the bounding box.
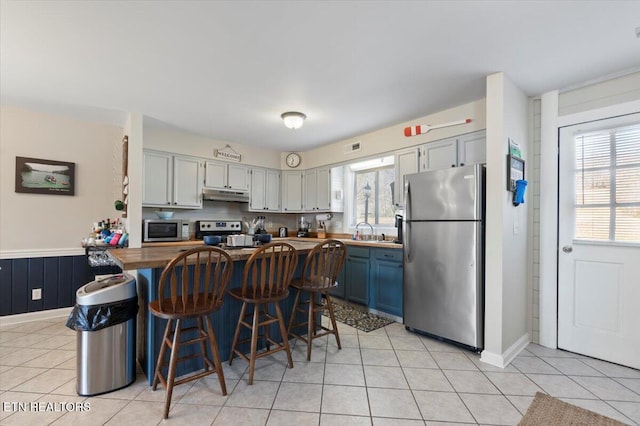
[348,156,395,228]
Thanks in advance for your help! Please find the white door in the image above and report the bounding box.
[558,113,640,369]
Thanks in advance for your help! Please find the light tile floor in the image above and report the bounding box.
[1,316,639,425]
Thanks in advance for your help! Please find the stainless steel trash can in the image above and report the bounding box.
[73,273,137,396]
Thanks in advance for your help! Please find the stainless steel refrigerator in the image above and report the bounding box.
[403,164,485,351]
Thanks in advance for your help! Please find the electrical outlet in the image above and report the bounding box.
[32,288,42,300]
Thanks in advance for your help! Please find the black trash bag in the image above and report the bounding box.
[66,296,138,332]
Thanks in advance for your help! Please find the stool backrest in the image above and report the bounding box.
[241,242,298,300]
[157,246,233,314]
[301,239,347,289]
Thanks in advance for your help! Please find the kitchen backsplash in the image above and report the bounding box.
[143,202,345,237]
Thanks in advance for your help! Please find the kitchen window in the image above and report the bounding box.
[574,123,640,242]
[349,156,395,227]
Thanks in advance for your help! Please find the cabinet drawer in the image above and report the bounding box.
[373,248,403,262]
[347,246,370,258]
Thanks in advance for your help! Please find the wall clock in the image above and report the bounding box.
[285,152,301,168]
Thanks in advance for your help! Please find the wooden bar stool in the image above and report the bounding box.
[228,242,298,384]
[287,239,347,361]
[149,246,233,419]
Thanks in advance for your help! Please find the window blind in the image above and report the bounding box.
[574,124,640,243]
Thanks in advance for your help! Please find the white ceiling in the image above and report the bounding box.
[2,1,639,151]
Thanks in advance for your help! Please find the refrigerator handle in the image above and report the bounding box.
[405,181,411,261]
[405,220,411,261]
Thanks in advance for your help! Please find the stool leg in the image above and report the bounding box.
[263,304,271,351]
[307,291,314,361]
[204,315,227,396]
[153,319,173,391]
[163,318,182,419]
[325,294,341,349]
[229,301,247,365]
[248,304,260,385]
[197,317,209,371]
[287,288,301,338]
[275,302,294,368]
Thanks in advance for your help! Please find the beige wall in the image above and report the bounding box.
[0,106,123,256]
[143,122,281,169]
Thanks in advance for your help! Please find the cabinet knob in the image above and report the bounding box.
[451,164,455,167]
[460,163,465,166]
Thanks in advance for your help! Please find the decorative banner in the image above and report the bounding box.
[404,118,471,137]
[214,144,241,162]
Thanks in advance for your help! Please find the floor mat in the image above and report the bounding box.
[322,300,394,332]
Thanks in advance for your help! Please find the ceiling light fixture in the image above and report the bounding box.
[281,111,306,129]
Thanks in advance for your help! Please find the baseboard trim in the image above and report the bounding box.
[480,333,530,368]
[0,248,84,259]
[367,307,402,324]
[0,307,73,326]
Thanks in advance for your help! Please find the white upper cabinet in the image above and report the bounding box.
[143,150,202,209]
[457,130,486,167]
[394,148,419,208]
[204,161,249,191]
[421,137,458,171]
[282,171,304,212]
[420,130,486,171]
[173,156,203,208]
[143,151,172,206]
[302,167,332,212]
[316,167,331,211]
[304,169,318,211]
[249,167,280,211]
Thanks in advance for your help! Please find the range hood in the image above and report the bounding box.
[202,188,250,203]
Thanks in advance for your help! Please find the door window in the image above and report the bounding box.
[574,124,640,243]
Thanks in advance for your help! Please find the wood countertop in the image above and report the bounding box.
[141,237,403,250]
[108,239,320,270]
[113,237,402,270]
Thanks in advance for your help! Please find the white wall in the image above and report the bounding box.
[292,100,486,169]
[482,73,530,367]
[0,106,123,256]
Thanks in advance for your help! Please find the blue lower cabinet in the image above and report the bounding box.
[345,247,370,306]
[371,249,403,317]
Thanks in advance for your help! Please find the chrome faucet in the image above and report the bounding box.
[355,222,374,240]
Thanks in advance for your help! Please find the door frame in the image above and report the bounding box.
[538,95,640,349]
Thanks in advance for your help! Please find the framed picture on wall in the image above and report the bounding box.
[15,156,76,196]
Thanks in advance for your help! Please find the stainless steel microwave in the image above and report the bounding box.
[143,219,189,242]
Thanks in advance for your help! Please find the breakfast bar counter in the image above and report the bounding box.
[106,241,319,384]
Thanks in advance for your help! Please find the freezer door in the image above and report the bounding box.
[403,221,484,349]
[405,164,483,221]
